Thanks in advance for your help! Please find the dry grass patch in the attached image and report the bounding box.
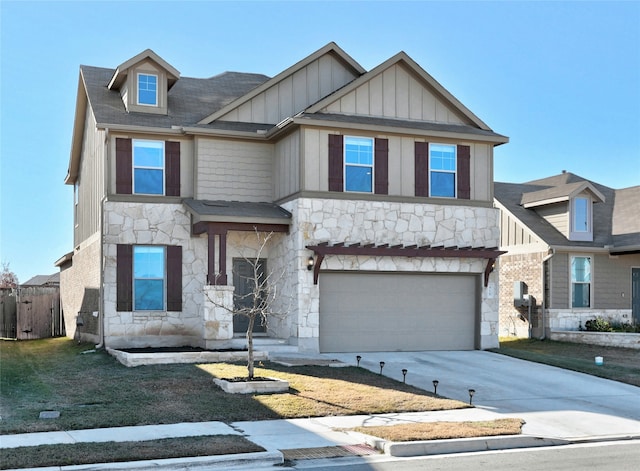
[351,418,525,442]
[199,362,467,417]
[0,436,263,470]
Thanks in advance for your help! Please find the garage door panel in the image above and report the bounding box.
[319,273,476,352]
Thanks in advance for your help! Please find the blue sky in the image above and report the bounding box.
[1,0,639,283]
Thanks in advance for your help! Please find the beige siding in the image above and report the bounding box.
[196,138,274,202]
[75,107,105,246]
[302,127,493,202]
[220,53,359,125]
[498,208,546,250]
[536,203,569,238]
[274,131,301,200]
[550,253,569,309]
[594,253,640,309]
[324,63,466,124]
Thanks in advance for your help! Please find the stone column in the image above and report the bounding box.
[203,285,235,349]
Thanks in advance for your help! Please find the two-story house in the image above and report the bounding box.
[56,43,508,353]
[495,172,640,338]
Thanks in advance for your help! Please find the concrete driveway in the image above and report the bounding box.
[322,350,640,440]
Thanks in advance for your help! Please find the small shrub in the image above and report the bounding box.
[610,322,640,333]
[584,318,612,332]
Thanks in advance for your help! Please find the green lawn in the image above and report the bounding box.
[492,338,640,387]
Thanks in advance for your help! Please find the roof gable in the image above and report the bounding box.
[198,42,366,125]
[521,180,606,208]
[107,49,180,91]
[305,51,492,131]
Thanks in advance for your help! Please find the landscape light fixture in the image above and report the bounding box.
[432,380,439,395]
[402,369,408,383]
[379,361,385,375]
[468,389,476,405]
[307,256,314,270]
[356,355,362,367]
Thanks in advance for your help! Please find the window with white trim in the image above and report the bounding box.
[133,140,164,195]
[137,73,158,106]
[430,144,456,197]
[571,256,591,308]
[344,136,373,193]
[570,196,592,241]
[134,246,165,311]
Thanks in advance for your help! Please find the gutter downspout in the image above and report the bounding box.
[540,248,555,340]
[95,128,109,350]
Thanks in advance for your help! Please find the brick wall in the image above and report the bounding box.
[498,252,546,338]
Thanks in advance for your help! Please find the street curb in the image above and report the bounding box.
[363,434,569,457]
[3,450,284,471]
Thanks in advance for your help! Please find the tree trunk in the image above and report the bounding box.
[247,315,255,380]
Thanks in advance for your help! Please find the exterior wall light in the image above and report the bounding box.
[307,256,315,270]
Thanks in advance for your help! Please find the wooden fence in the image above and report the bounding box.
[0,287,64,339]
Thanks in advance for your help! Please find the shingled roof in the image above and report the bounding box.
[495,172,640,253]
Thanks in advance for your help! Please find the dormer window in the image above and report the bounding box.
[137,73,158,106]
[570,196,592,241]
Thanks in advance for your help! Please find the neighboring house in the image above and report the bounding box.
[56,43,508,353]
[495,172,640,338]
[22,273,60,287]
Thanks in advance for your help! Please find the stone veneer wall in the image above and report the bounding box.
[59,233,101,343]
[102,202,207,349]
[550,331,640,349]
[497,252,546,338]
[547,309,633,332]
[279,198,501,352]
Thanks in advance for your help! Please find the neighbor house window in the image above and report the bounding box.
[571,256,591,308]
[134,246,165,311]
[133,140,164,195]
[430,144,456,197]
[137,73,158,106]
[570,196,592,241]
[344,136,373,192]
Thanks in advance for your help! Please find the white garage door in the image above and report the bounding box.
[319,272,478,353]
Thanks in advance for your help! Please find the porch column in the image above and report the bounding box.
[207,230,216,285]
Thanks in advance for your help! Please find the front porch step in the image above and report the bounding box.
[229,337,299,354]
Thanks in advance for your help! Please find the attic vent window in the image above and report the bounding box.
[138,73,158,106]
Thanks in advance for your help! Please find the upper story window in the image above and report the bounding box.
[137,73,158,106]
[344,136,373,193]
[133,140,164,195]
[430,144,456,198]
[571,256,591,308]
[570,196,592,241]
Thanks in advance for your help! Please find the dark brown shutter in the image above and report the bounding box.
[328,134,344,192]
[374,138,389,195]
[116,244,133,311]
[457,145,471,199]
[166,245,182,311]
[165,141,181,197]
[115,138,132,195]
[415,142,429,197]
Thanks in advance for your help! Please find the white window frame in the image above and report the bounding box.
[137,73,158,106]
[132,139,165,195]
[429,143,457,198]
[570,255,592,309]
[343,136,374,193]
[570,196,593,241]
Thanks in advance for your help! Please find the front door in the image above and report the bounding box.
[232,258,267,334]
[632,268,640,324]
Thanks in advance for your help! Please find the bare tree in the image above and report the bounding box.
[207,230,291,380]
[0,262,19,288]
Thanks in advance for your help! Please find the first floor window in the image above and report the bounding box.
[571,256,591,308]
[133,140,164,195]
[134,246,165,310]
[117,244,182,312]
[430,143,456,197]
[344,136,373,192]
[138,73,158,106]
